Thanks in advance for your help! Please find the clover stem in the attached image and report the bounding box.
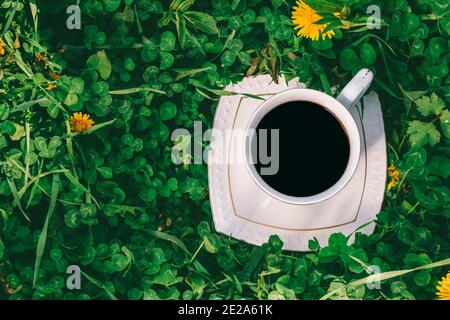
[189,240,205,264]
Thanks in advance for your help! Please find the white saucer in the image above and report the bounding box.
[208,75,387,251]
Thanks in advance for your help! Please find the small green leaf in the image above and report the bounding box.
[0,103,10,120]
[312,38,333,51]
[143,289,159,300]
[340,48,360,71]
[360,43,377,65]
[103,0,121,12]
[33,174,59,287]
[265,14,280,32]
[271,0,284,10]
[0,134,7,150]
[34,136,47,151]
[97,167,113,179]
[221,50,237,67]
[87,51,112,80]
[141,42,158,62]
[197,221,211,237]
[268,235,283,253]
[111,253,130,271]
[160,52,175,70]
[203,234,221,254]
[414,93,445,117]
[414,270,431,286]
[159,101,177,120]
[430,0,450,16]
[139,188,156,202]
[308,239,320,251]
[93,81,110,96]
[64,93,78,106]
[151,122,170,141]
[70,77,85,94]
[184,11,219,35]
[390,281,407,295]
[328,233,347,250]
[160,31,176,52]
[227,39,243,53]
[407,120,441,147]
[401,13,419,34]
[410,39,424,56]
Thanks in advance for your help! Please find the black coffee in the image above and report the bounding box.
[253,101,350,197]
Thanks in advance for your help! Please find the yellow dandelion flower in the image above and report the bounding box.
[387,163,400,191]
[47,83,56,91]
[69,112,94,133]
[436,272,450,300]
[0,37,5,56]
[291,0,339,41]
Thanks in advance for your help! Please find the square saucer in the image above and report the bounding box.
[208,75,386,251]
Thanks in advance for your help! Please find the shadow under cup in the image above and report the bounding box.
[250,100,351,198]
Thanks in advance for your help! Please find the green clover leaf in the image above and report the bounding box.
[407,120,441,147]
[414,93,445,117]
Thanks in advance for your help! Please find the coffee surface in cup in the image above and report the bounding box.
[253,101,350,197]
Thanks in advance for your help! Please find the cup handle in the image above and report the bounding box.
[337,68,374,109]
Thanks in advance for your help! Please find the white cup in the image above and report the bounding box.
[244,69,374,205]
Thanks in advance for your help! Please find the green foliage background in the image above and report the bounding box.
[0,0,449,300]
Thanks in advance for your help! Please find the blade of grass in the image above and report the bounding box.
[142,229,190,255]
[13,50,34,78]
[347,220,375,239]
[142,229,211,277]
[319,72,332,96]
[81,271,118,300]
[24,122,31,186]
[186,28,205,55]
[109,87,166,95]
[33,174,59,287]
[28,0,39,36]
[2,1,18,34]
[374,78,402,99]
[11,98,48,113]
[376,39,400,97]
[239,245,267,282]
[6,177,30,222]
[134,4,144,36]
[18,168,69,198]
[65,119,117,138]
[36,183,82,206]
[195,87,219,101]
[61,168,100,208]
[189,79,266,100]
[104,204,145,215]
[26,160,43,209]
[174,66,212,81]
[85,118,116,135]
[6,156,26,174]
[320,257,450,300]
[349,34,397,57]
[189,240,205,263]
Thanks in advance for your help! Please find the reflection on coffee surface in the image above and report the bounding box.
[253,101,350,197]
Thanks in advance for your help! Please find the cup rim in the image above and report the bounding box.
[244,88,361,205]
